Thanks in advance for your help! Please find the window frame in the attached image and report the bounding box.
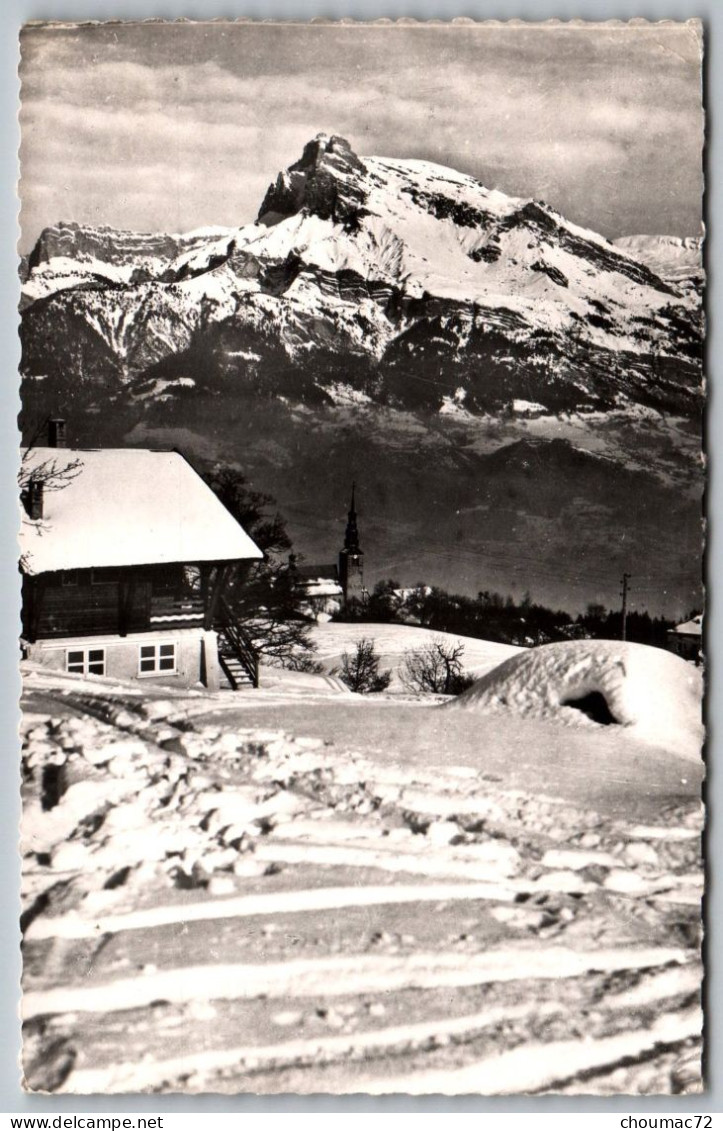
[66,646,106,677]
[138,640,178,677]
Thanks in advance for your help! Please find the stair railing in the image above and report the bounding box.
[217,595,259,689]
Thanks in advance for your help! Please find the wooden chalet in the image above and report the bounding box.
[667,614,703,665]
[19,436,263,690]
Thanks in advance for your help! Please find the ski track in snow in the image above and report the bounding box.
[59,964,702,1094]
[23,946,694,1019]
[357,1008,703,1096]
[20,643,703,1095]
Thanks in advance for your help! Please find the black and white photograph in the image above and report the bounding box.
[17,18,705,1095]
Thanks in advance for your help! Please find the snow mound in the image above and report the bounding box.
[446,640,703,761]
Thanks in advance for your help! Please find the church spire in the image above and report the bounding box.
[339,481,365,604]
[344,481,361,554]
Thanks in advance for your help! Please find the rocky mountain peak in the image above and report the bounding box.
[257,133,368,226]
[290,132,361,173]
[26,221,205,273]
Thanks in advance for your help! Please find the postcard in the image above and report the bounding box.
[18,18,704,1095]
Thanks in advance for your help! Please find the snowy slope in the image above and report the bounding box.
[310,621,522,690]
[20,661,703,1093]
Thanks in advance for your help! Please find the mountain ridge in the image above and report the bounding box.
[21,132,702,420]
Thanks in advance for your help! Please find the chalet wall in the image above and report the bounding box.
[25,627,220,690]
[21,564,204,641]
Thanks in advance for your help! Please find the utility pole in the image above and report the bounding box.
[620,572,631,641]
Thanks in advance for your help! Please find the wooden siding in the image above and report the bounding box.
[22,565,205,641]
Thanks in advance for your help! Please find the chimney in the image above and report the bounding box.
[27,477,44,520]
[48,418,66,448]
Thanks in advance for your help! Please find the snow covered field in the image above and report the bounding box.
[20,630,704,1095]
[309,621,522,688]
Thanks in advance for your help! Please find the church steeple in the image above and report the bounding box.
[338,482,366,605]
[344,482,361,555]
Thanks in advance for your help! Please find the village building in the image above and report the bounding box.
[337,483,367,606]
[289,485,368,620]
[666,613,703,665]
[19,428,263,690]
[288,557,343,622]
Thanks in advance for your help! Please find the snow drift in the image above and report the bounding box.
[445,640,703,762]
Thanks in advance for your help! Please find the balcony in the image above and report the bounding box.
[149,593,205,630]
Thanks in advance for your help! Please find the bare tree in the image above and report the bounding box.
[204,465,320,671]
[336,638,391,694]
[19,428,85,571]
[400,637,474,695]
[223,560,322,672]
[19,452,83,497]
[19,415,84,508]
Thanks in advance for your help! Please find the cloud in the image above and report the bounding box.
[18,21,704,248]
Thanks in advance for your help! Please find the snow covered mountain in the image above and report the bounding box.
[612,234,703,286]
[19,135,704,613]
[19,223,235,308]
[21,133,702,418]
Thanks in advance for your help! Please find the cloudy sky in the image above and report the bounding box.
[19,20,704,250]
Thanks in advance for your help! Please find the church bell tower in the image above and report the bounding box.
[338,483,366,605]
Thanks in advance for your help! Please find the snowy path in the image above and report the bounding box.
[21,671,703,1095]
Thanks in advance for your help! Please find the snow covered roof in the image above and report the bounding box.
[671,614,702,636]
[19,448,263,575]
[294,562,339,582]
[303,582,343,598]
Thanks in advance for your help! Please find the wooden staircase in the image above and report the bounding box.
[216,597,259,690]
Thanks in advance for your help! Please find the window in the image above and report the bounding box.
[139,642,177,675]
[61,570,80,587]
[66,648,105,676]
